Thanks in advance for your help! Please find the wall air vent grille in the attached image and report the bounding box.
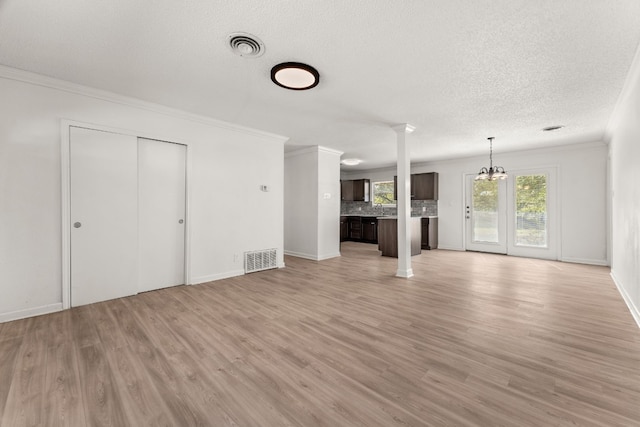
[244,248,277,273]
[228,32,265,58]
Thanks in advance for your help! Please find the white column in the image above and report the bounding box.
[392,123,415,278]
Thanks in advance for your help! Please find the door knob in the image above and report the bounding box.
[178,219,184,224]
[73,222,82,228]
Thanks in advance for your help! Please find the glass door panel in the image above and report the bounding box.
[465,175,507,253]
[515,174,547,247]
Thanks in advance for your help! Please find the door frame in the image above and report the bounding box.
[463,166,560,260]
[61,120,192,309]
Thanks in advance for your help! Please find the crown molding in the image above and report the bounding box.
[284,145,343,158]
[0,64,289,143]
[391,123,416,134]
[318,145,344,156]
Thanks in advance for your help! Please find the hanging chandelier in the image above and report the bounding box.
[475,137,507,181]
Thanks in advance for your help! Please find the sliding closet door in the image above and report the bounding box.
[138,138,186,292]
[70,127,138,306]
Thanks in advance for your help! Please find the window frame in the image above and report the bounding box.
[371,180,396,207]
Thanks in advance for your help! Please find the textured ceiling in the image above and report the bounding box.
[1,0,639,170]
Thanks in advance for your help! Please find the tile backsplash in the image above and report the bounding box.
[341,200,438,217]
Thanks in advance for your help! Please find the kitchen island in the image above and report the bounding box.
[377,216,422,257]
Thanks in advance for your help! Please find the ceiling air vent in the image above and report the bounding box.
[228,32,265,58]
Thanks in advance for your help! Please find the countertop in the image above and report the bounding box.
[341,214,437,219]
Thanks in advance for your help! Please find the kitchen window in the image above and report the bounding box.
[372,181,395,206]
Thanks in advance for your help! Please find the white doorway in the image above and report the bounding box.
[67,126,187,307]
[465,168,557,260]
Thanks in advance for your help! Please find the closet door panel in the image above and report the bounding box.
[70,127,138,306]
[138,138,186,292]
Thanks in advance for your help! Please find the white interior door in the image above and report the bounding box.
[70,127,138,306]
[138,138,186,292]
[465,174,507,253]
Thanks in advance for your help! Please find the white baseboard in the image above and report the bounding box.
[283,250,341,261]
[317,252,341,261]
[191,269,245,285]
[0,302,63,324]
[434,245,464,251]
[283,250,317,260]
[560,256,609,266]
[610,272,640,329]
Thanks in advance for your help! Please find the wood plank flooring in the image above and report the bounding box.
[1,242,640,426]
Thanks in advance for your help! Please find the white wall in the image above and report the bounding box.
[284,146,341,260]
[284,148,319,259]
[317,148,341,259]
[342,141,608,264]
[0,67,286,322]
[608,47,640,327]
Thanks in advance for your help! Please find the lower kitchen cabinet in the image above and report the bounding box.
[341,216,378,244]
[348,217,362,240]
[378,217,422,257]
[361,218,378,243]
[421,217,438,249]
[340,216,348,241]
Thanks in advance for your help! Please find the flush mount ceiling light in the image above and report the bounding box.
[341,158,362,166]
[542,125,564,132]
[227,32,265,58]
[475,137,508,181]
[271,62,319,90]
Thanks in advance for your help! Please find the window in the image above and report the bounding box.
[515,174,547,247]
[372,181,395,205]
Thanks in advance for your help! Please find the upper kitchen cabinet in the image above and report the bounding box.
[412,172,438,200]
[341,179,370,202]
[393,172,439,200]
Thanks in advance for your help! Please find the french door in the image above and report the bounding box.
[465,168,557,260]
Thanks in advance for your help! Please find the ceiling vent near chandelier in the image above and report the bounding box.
[228,32,265,58]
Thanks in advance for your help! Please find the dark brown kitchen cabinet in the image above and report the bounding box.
[341,179,370,202]
[348,216,362,240]
[361,217,378,243]
[412,173,438,200]
[393,172,438,200]
[340,216,348,242]
[340,180,353,201]
[378,217,422,257]
[421,217,438,249]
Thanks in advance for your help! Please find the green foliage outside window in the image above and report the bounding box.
[473,180,498,211]
[516,175,547,213]
[373,181,395,205]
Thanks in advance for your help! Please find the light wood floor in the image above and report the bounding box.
[1,243,640,426]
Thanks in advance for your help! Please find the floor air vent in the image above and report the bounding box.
[244,248,277,273]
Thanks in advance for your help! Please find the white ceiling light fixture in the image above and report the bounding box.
[227,32,265,58]
[475,137,507,181]
[271,62,319,90]
[341,158,362,166]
